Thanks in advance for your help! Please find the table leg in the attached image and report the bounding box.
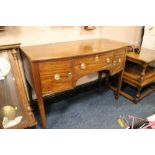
[134,86,142,103]
[36,92,46,128]
[134,63,147,103]
[33,64,46,129]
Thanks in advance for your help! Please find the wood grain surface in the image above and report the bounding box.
[21,38,128,62]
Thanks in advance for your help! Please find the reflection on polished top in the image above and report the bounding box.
[21,38,128,62]
[127,48,155,63]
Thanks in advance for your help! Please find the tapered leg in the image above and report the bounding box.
[33,64,46,128]
[36,93,46,128]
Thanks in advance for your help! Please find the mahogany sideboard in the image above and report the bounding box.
[21,38,128,128]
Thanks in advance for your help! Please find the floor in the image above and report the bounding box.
[34,86,155,129]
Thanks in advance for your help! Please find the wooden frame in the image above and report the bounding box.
[0,46,36,129]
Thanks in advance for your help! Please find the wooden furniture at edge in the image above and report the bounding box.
[111,48,155,103]
[0,43,36,129]
[21,38,128,128]
[0,26,5,31]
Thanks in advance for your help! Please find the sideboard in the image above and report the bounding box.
[21,38,128,128]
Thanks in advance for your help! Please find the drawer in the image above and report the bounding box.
[112,50,126,74]
[39,60,73,94]
[75,52,113,77]
[114,48,126,56]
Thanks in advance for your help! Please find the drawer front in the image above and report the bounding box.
[39,60,73,94]
[112,49,126,74]
[75,52,113,77]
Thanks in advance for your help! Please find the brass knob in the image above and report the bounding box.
[95,55,99,62]
[118,58,121,63]
[54,74,61,80]
[80,63,86,70]
[68,72,72,79]
[106,57,110,63]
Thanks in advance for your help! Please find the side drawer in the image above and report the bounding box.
[112,48,126,74]
[75,52,113,77]
[39,59,73,94]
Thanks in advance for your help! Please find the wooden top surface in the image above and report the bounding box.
[21,38,128,62]
[127,48,155,63]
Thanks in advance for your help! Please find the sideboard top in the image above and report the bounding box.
[21,38,128,62]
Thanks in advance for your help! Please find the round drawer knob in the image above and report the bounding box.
[68,72,72,79]
[54,74,61,80]
[106,57,110,63]
[95,55,99,62]
[118,58,121,63]
[80,63,86,70]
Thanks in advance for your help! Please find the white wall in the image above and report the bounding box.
[0,26,142,46]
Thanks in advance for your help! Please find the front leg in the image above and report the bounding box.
[33,63,46,128]
[36,92,46,128]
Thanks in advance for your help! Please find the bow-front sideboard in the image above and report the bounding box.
[21,38,128,128]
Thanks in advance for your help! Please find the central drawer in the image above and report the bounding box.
[75,52,113,77]
[39,59,73,94]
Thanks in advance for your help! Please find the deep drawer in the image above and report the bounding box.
[39,59,73,94]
